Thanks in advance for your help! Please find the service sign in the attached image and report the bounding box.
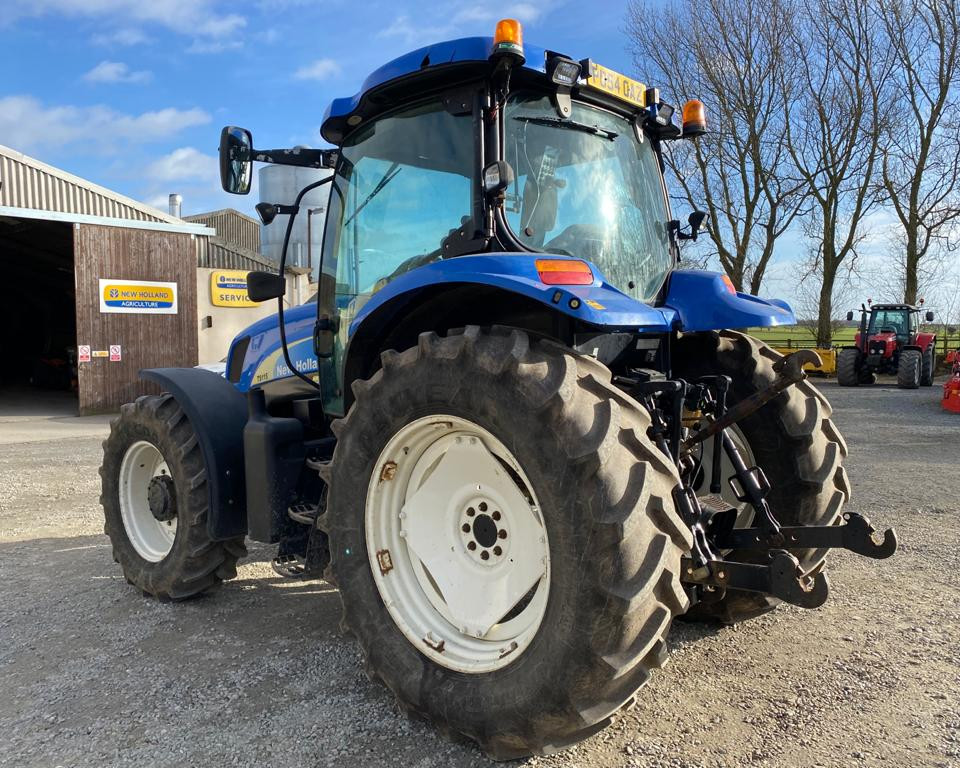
[99,279,178,314]
[584,61,647,109]
[211,270,256,308]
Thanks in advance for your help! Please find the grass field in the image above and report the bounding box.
[747,324,960,356]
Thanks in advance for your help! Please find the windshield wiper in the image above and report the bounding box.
[513,115,618,140]
[344,162,401,226]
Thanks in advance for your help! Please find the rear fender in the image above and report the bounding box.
[140,368,247,540]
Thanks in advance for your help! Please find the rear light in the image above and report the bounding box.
[721,275,737,295]
[535,259,593,285]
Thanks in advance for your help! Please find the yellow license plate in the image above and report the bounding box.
[585,62,647,108]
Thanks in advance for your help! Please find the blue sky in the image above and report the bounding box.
[0,0,642,218]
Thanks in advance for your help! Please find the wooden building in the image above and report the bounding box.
[0,144,252,414]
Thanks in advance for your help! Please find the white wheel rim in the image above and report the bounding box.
[119,440,177,562]
[694,423,757,529]
[365,415,550,674]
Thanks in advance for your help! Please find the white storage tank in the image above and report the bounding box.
[258,160,333,276]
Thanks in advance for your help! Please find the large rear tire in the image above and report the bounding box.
[100,394,246,600]
[325,327,691,759]
[836,347,861,386]
[673,331,849,624]
[898,349,921,389]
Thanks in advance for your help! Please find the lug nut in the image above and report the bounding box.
[467,541,477,551]
[493,546,502,556]
[492,510,501,521]
[462,523,470,533]
[479,502,488,512]
[481,550,490,561]
[498,530,507,539]
[466,507,475,517]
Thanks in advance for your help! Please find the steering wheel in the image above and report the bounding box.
[543,224,606,259]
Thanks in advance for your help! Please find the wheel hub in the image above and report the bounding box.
[459,500,508,563]
[148,475,177,522]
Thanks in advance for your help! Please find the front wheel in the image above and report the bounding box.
[920,346,935,387]
[100,394,246,600]
[325,327,691,759]
[898,350,921,389]
[836,347,861,386]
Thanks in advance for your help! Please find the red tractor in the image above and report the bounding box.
[837,302,936,388]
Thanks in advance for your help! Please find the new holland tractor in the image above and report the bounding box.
[837,302,937,388]
[100,21,897,759]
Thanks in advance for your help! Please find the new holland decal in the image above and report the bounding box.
[99,279,178,315]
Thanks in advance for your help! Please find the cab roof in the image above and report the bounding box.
[872,303,918,311]
[321,35,549,144]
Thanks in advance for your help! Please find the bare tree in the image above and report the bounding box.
[627,0,806,294]
[876,0,960,305]
[783,0,892,347]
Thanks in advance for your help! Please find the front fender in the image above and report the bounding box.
[349,253,677,334]
[663,270,795,331]
[140,367,247,540]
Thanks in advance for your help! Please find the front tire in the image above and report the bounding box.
[673,331,850,624]
[920,346,935,387]
[100,394,246,600]
[898,349,921,389]
[836,347,861,386]
[326,327,691,759]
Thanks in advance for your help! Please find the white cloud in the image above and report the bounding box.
[294,58,342,81]
[0,96,210,154]
[4,0,246,46]
[146,147,218,183]
[91,27,148,46]
[83,60,152,84]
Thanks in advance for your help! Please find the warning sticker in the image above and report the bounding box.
[110,345,122,362]
[93,350,109,358]
[78,345,91,363]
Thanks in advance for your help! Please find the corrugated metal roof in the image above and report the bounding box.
[0,143,182,224]
[197,235,279,271]
[184,208,261,253]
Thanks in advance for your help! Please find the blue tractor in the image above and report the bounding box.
[99,21,896,759]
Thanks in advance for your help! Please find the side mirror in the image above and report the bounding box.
[219,126,253,195]
[246,271,285,302]
[688,210,708,241]
[846,310,854,322]
[926,310,934,322]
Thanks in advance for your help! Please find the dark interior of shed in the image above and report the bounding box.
[0,217,77,397]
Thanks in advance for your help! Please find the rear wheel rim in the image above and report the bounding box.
[365,415,550,674]
[119,440,177,562]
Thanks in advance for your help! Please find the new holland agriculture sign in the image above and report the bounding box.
[99,279,178,314]
[210,270,256,307]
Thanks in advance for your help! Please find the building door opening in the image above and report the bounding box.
[0,218,77,411]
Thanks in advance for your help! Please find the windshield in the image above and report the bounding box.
[504,93,673,301]
[868,309,910,338]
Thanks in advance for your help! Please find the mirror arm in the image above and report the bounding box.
[252,148,338,170]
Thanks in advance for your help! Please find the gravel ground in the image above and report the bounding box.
[0,378,958,768]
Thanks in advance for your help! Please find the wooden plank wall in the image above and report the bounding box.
[74,224,198,414]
